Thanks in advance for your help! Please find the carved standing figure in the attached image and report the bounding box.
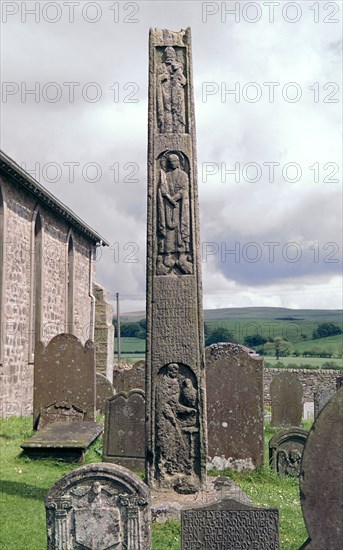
[155,363,198,489]
[157,153,192,275]
[157,46,186,134]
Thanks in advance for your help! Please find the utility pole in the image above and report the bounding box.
[116,292,121,364]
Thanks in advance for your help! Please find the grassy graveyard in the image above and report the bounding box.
[0,416,311,549]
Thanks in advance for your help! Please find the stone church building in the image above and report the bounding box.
[0,150,114,418]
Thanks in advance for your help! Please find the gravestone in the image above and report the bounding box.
[33,333,96,429]
[270,372,303,427]
[336,374,343,389]
[269,428,308,477]
[205,343,264,470]
[181,498,279,549]
[96,373,115,415]
[102,390,145,471]
[299,386,343,548]
[45,463,151,550]
[146,27,207,492]
[113,361,145,394]
[303,401,314,421]
[314,385,335,419]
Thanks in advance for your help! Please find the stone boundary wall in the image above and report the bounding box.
[264,368,343,404]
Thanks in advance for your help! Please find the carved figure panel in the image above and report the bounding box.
[269,428,308,477]
[155,363,200,492]
[156,46,187,134]
[156,151,193,276]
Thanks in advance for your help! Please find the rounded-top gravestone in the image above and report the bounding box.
[45,462,151,550]
[299,386,343,549]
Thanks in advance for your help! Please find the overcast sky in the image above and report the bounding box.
[1,0,342,312]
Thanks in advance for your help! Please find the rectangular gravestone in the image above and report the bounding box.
[45,463,151,550]
[181,498,280,549]
[146,27,207,493]
[270,372,303,427]
[102,390,145,471]
[96,373,115,415]
[303,401,314,421]
[205,343,264,470]
[21,422,103,462]
[33,334,96,428]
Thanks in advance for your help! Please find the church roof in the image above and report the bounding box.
[0,150,109,246]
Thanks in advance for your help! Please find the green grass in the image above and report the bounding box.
[265,356,343,369]
[0,416,313,549]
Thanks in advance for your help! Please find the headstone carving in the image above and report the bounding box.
[269,428,308,477]
[33,333,96,429]
[146,28,207,493]
[157,46,187,134]
[314,385,335,419]
[103,390,145,471]
[38,401,85,430]
[205,343,264,470]
[270,372,303,427]
[45,463,151,550]
[299,386,343,548]
[96,373,115,415]
[181,498,280,549]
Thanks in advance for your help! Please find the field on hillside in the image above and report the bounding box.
[115,308,343,364]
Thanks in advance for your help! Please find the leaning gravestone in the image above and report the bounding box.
[314,385,335,419]
[45,463,151,550]
[33,334,96,429]
[113,361,145,394]
[270,372,303,427]
[96,373,115,415]
[205,343,264,470]
[299,386,343,549]
[146,27,207,493]
[102,390,145,471]
[269,427,308,477]
[181,498,280,549]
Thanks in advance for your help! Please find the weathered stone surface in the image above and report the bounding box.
[205,343,264,470]
[21,421,103,462]
[96,373,115,415]
[269,428,308,477]
[336,374,343,389]
[45,462,151,550]
[299,386,343,549]
[314,385,336,419]
[113,362,145,394]
[181,498,280,549]
[102,390,145,471]
[270,372,303,427]
[146,28,207,493]
[33,333,96,428]
[93,283,114,381]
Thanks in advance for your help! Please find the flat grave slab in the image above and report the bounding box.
[21,421,103,462]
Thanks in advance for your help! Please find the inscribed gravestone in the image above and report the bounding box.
[205,343,264,470]
[269,427,308,477]
[181,498,279,549]
[314,385,335,419]
[113,361,145,394]
[33,334,96,429]
[45,462,151,550]
[96,373,115,415]
[270,372,303,427]
[102,390,145,471]
[299,386,343,549]
[146,28,207,493]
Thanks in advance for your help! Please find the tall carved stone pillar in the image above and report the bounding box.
[146,27,207,493]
